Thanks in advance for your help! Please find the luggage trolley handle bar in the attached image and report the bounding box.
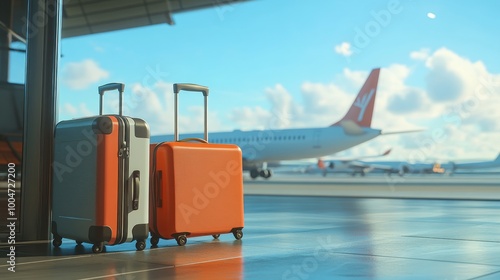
[173,83,210,142]
[98,83,125,115]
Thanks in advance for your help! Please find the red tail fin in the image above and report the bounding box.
[332,68,380,128]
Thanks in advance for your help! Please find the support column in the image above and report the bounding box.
[21,0,61,241]
[0,0,12,83]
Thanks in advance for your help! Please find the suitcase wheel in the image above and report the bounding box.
[52,238,62,248]
[92,243,104,253]
[212,234,220,239]
[175,235,187,246]
[135,240,146,251]
[232,229,243,240]
[150,235,160,246]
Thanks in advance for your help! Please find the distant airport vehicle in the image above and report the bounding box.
[151,68,420,179]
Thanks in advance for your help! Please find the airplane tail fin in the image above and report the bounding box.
[332,68,380,128]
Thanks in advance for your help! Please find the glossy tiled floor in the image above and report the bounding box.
[2,193,500,279]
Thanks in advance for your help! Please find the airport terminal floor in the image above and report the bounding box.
[1,175,500,279]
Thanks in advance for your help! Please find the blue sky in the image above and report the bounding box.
[11,0,500,161]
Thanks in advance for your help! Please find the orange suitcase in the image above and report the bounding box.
[149,83,244,246]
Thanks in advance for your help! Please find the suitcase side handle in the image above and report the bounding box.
[98,83,125,115]
[173,83,209,142]
[132,171,140,210]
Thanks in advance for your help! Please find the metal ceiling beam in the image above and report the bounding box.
[61,0,249,38]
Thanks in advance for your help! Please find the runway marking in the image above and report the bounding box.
[0,248,146,267]
[469,270,500,280]
[404,235,500,244]
[0,254,93,267]
[330,251,500,267]
[78,266,175,280]
[175,256,242,267]
[77,256,243,280]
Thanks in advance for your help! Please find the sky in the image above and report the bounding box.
[11,0,500,162]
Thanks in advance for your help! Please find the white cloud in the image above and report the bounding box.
[61,59,109,90]
[375,64,432,118]
[122,81,173,135]
[340,68,370,92]
[59,103,94,120]
[410,48,430,60]
[334,42,353,57]
[62,103,77,115]
[300,81,350,125]
[264,84,300,128]
[229,106,272,130]
[93,45,105,53]
[424,47,491,102]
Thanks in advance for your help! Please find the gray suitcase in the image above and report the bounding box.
[51,83,150,253]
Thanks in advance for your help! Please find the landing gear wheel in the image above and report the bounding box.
[212,234,220,239]
[92,243,104,253]
[250,169,259,179]
[262,169,272,179]
[76,240,83,245]
[232,229,243,240]
[175,235,187,246]
[52,238,62,247]
[151,235,160,246]
[136,240,146,251]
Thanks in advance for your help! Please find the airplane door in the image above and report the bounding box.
[313,129,321,149]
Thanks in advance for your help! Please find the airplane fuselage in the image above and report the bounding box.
[150,126,381,165]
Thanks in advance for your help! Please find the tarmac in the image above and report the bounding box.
[1,174,500,279]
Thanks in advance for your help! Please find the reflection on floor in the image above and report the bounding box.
[1,195,500,279]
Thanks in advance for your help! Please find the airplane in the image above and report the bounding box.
[151,68,420,179]
[443,153,500,174]
[314,149,393,177]
[311,158,447,177]
[374,153,500,176]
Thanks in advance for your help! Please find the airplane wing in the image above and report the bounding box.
[322,148,392,162]
[447,153,500,171]
[381,129,424,135]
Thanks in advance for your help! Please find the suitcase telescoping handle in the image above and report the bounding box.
[173,83,210,142]
[98,83,125,115]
